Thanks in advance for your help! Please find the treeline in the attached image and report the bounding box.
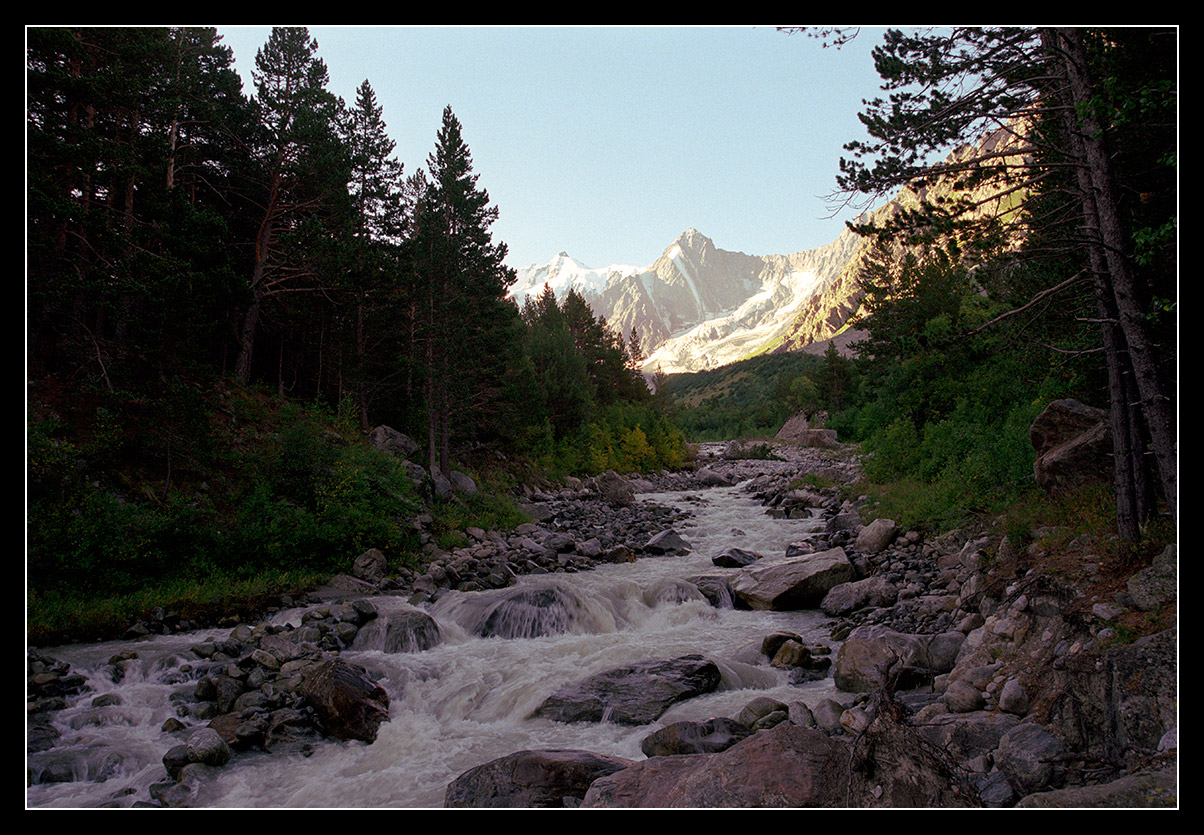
[798,27,1177,538]
[26,27,683,621]
[667,351,833,441]
[27,26,677,476]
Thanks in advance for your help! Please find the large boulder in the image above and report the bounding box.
[1030,399,1113,492]
[731,548,855,610]
[351,609,441,653]
[995,723,1067,796]
[834,625,965,693]
[644,529,692,555]
[352,548,388,584]
[854,518,898,554]
[593,470,635,506]
[444,749,632,808]
[584,724,847,807]
[471,585,599,640]
[1016,768,1177,808]
[298,659,390,743]
[530,655,721,726]
[914,711,1021,764]
[583,720,974,808]
[775,412,811,441]
[820,575,898,616]
[368,425,420,460]
[1127,544,1177,612]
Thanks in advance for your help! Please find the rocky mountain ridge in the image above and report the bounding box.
[512,125,1031,373]
[512,226,865,374]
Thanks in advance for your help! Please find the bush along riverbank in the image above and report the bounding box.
[28,440,1176,807]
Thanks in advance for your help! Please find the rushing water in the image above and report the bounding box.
[28,480,843,808]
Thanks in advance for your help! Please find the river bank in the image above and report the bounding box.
[26,441,1177,808]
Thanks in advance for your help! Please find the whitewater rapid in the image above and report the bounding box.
[28,480,842,808]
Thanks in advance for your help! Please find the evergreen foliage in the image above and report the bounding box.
[26,27,691,624]
[831,26,1177,539]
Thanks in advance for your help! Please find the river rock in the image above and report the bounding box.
[695,467,732,486]
[644,529,692,555]
[470,584,593,639]
[184,727,232,768]
[834,625,965,693]
[351,609,441,653]
[594,470,635,505]
[711,547,761,567]
[642,577,707,607]
[530,655,721,726]
[731,548,855,610]
[854,518,898,554]
[820,575,898,616]
[583,719,973,808]
[444,749,632,808]
[640,717,752,756]
[298,659,390,743]
[583,724,847,807]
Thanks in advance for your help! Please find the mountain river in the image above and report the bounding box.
[27,476,844,808]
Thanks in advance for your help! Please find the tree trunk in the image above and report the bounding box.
[1053,27,1177,526]
[235,292,260,384]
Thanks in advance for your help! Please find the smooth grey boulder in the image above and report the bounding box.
[731,548,855,610]
[820,575,898,616]
[854,518,898,554]
[530,655,721,726]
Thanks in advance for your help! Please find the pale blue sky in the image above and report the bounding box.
[217,25,894,271]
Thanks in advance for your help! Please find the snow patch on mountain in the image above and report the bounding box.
[509,252,641,308]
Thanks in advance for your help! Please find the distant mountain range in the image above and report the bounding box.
[510,126,1026,373]
[511,225,865,374]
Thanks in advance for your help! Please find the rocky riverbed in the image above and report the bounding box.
[27,441,1177,808]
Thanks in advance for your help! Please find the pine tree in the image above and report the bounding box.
[234,27,347,386]
[830,26,1177,535]
[27,27,249,380]
[416,106,519,475]
[338,79,407,429]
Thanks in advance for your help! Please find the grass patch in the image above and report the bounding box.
[428,478,532,551]
[27,568,323,646]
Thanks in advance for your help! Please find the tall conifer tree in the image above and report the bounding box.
[235,27,347,385]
